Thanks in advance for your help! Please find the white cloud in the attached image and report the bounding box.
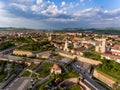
[61,1,66,7]
[31,1,66,16]
[73,8,102,17]
[36,0,43,4]
[80,0,84,2]
[1,1,120,29]
[41,4,65,16]
[9,3,28,12]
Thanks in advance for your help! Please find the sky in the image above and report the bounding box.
[0,0,120,29]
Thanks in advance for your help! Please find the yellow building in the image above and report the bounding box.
[13,50,35,57]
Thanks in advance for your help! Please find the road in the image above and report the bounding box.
[32,75,50,90]
[4,68,26,90]
[71,62,106,90]
[5,77,32,90]
[0,44,27,55]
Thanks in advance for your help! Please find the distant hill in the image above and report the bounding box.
[0,27,32,30]
[0,27,120,34]
[57,28,120,34]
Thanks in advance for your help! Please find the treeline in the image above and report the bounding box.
[19,40,54,51]
[14,37,34,44]
[0,41,15,51]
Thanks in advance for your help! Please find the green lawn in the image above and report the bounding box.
[37,76,54,90]
[67,84,82,90]
[57,65,80,80]
[64,66,80,79]
[83,49,101,60]
[36,63,53,78]
[36,65,80,90]
[17,40,53,52]
[51,54,64,60]
[92,77,111,90]
[22,71,31,77]
[0,74,6,83]
[27,63,36,70]
[0,41,15,51]
[31,73,38,78]
[13,37,34,44]
[0,61,24,83]
[97,59,120,83]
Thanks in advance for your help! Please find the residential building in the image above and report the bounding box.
[51,64,62,74]
[111,44,120,56]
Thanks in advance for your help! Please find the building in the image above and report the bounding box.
[48,34,56,41]
[36,51,52,59]
[101,53,120,63]
[51,64,62,74]
[95,39,106,53]
[64,39,70,52]
[111,44,120,56]
[13,50,35,57]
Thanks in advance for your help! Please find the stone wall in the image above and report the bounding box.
[58,52,76,59]
[93,69,115,87]
[57,50,101,65]
[77,56,101,65]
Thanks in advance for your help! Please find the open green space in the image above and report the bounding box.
[31,73,38,78]
[17,40,55,52]
[37,65,80,90]
[0,41,15,51]
[36,63,53,78]
[53,65,80,80]
[37,76,55,90]
[67,84,82,90]
[0,74,6,83]
[97,59,120,83]
[83,50,101,60]
[0,60,24,83]
[61,65,80,79]
[13,37,34,44]
[51,53,64,60]
[27,63,36,70]
[92,77,112,90]
[22,71,31,77]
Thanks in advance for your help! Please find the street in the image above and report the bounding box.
[71,61,106,90]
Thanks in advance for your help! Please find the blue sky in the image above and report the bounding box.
[0,0,120,29]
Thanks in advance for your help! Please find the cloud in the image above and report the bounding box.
[80,0,84,2]
[1,0,120,29]
[9,3,28,12]
[31,1,67,17]
[61,1,66,7]
[36,0,43,4]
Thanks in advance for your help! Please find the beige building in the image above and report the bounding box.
[64,39,70,52]
[101,53,120,63]
[111,44,120,56]
[36,51,52,59]
[13,50,34,57]
[95,39,106,53]
[51,64,62,74]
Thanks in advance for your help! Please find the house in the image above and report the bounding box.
[51,64,62,74]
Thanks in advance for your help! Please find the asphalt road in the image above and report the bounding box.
[71,62,106,90]
[5,77,32,90]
